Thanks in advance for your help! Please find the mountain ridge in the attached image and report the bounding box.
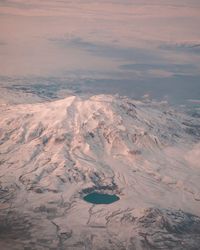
[0,94,200,249]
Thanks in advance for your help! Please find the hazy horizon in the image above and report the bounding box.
[0,0,200,103]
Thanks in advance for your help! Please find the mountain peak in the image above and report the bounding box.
[0,94,200,249]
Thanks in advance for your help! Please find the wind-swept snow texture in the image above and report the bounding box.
[0,95,200,249]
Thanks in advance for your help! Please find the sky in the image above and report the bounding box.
[0,0,200,103]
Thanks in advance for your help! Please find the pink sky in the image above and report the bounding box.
[0,0,200,77]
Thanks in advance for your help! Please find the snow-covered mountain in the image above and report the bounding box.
[0,94,200,249]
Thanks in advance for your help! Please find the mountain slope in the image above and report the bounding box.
[0,95,200,249]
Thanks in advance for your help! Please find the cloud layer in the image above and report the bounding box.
[0,0,200,103]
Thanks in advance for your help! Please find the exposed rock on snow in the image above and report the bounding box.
[0,94,200,249]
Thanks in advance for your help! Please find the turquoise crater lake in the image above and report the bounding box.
[83,192,120,204]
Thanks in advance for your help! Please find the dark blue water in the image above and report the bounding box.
[83,192,119,204]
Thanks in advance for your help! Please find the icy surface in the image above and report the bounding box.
[0,94,200,249]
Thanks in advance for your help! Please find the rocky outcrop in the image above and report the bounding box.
[0,95,200,249]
